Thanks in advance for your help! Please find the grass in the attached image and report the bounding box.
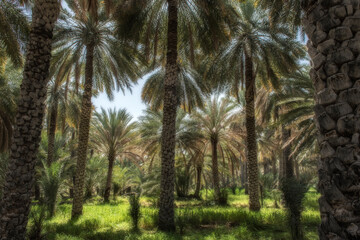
[28,189,320,240]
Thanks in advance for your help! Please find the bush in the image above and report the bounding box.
[217,188,228,206]
[128,194,141,231]
[27,206,47,240]
[281,177,309,240]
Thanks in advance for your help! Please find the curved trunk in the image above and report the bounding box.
[302,1,360,238]
[244,51,260,211]
[0,0,59,238]
[158,0,178,232]
[211,138,221,202]
[71,43,94,219]
[47,97,58,166]
[104,150,115,203]
[194,165,202,198]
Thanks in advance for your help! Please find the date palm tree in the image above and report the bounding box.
[115,0,235,230]
[0,0,60,238]
[192,97,244,204]
[91,108,140,203]
[259,0,360,237]
[52,0,142,219]
[211,0,304,211]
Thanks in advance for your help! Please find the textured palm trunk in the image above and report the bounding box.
[194,165,202,198]
[0,0,59,238]
[158,0,178,231]
[211,138,221,202]
[282,127,293,179]
[71,43,94,219]
[271,156,277,176]
[104,150,115,203]
[302,0,360,238]
[244,52,261,211]
[47,97,58,166]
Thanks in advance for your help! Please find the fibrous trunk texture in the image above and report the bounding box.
[194,165,202,198]
[47,97,58,166]
[245,52,261,211]
[158,0,178,232]
[104,150,115,203]
[71,44,94,219]
[302,0,360,238]
[282,127,293,179]
[0,0,59,238]
[211,138,221,202]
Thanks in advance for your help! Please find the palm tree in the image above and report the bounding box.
[193,97,244,204]
[259,0,360,237]
[0,0,60,237]
[211,1,304,211]
[0,0,29,67]
[116,0,235,230]
[52,0,142,218]
[91,108,140,202]
[0,62,21,153]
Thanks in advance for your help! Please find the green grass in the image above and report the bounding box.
[28,189,321,240]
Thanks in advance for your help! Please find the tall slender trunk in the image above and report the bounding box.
[211,137,221,202]
[0,0,59,238]
[158,0,178,231]
[47,96,58,166]
[244,51,260,211]
[282,127,293,179]
[271,155,277,176]
[302,1,360,238]
[104,150,115,203]
[61,73,70,135]
[194,164,202,198]
[71,43,94,219]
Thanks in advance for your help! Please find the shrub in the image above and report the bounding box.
[217,188,228,206]
[27,206,47,240]
[281,177,309,240]
[128,194,141,231]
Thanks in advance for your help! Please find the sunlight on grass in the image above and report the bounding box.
[29,190,320,240]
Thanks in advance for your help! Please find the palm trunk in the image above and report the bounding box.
[61,73,70,135]
[158,0,178,232]
[211,137,221,203]
[302,1,360,238]
[71,43,94,219]
[282,127,293,179]
[271,156,277,176]
[0,0,59,238]
[104,150,115,203]
[194,165,202,198]
[47,97,58,166]
[244,51,260,211]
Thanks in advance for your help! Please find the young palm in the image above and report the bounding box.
[91,108,140,203]
[0,0,60,237]
[192,97,244,203]
[52,0,142,218]
[212,1,304,211]
[116,0,235,230]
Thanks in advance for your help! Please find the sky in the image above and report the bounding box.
[93,77,147,121]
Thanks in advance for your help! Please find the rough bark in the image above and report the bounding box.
[211,137,221,203]
[71,43,94,219]
[104,150,115,203]
[0,0,59,238]
[272,156,277,176]
[158,0,178,232]
[302,0,360,238]
[282,127,294,179]
[47,96,58,166]
[245,51,261,211]
[194,165,202,198]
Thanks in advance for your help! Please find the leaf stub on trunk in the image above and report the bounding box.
[0,0,60,238]
[304,0,360,239]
